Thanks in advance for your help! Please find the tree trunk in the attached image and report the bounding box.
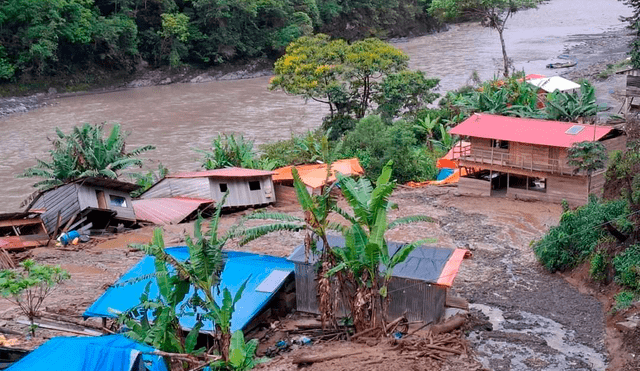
[219,331,231,362]
[498,27,509,77]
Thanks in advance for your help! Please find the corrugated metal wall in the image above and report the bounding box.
[210,176,275,207]
[30,184,81,234]
[294,262,447,323]
[141,178,210,199]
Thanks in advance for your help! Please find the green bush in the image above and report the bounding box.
[589,249,608,282]
[340,115,438,183]
[614,244,640,290]
[613,291,635,312]
[533,198,630,272]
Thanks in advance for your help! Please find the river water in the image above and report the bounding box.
[0,0,632,212]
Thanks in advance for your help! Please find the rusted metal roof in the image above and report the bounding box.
[132,197,214,225]
[167,167,274,179]
[272,158,365,189]
[449,113,615,148]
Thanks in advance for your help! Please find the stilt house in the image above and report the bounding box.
[450,114,626,206]
[140,167,275,208]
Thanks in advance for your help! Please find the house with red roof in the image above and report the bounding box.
[449,114,626,206]
[139,167,276,209]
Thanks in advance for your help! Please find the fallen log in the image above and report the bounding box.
[292,350,363,365]
[430,315,466,335]
[445,295,469,310]
[351,327,378,340]
[384,315,407,333]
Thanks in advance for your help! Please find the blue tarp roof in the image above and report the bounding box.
[84,248,294,333]
[7,335,168,371]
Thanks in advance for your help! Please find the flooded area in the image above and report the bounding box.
[0,0,633,212]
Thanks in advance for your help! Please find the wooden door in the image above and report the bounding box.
[96,190,107,209]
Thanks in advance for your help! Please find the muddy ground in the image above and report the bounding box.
[2,187,616,370]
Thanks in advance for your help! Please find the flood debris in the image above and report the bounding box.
[0,211,49,250]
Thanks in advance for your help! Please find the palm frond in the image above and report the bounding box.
[236,222,306,245]
[388,215,435,230]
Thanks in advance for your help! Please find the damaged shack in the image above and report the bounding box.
[25,177,140,236]
[288,236,468,324]
[0,211,49,250]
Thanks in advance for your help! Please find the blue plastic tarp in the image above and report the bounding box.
[84,248,294,333]
[7,335,168,371]
[436,168,456,181]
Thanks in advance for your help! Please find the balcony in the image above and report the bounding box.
[455,147,579,176]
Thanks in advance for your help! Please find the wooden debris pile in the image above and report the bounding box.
[391,330,468,362]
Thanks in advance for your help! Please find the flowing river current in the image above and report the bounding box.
[0,0,632,212]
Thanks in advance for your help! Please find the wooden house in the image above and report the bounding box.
[288,236,468,323]
[449,114,626,206]
[140,167,275,208]
[0,211,49,249]
[26,177,140,235]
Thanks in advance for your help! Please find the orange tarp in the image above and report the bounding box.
[273,158,364,190]
[436,249,471,287]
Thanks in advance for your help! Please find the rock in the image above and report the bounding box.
[190,74,214,83]
[615,320,639,332]
[159,78,172,85]
[127,80,153,88]
[48,87,57,95]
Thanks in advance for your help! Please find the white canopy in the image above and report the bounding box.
[527,76,581,93]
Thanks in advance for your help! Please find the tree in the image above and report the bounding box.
[429,0,540,77]
[609,140,640,212]
[194,134,276,171]
[20,123,155,189]
[0,260,70,336]
[327,161,434,332]
[270,34,439,137]
[567,141,608,192]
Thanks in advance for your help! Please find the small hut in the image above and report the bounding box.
[26,177,139,235]
[288,235,468,323]
[140,167,275,209]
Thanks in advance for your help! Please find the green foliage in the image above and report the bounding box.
[533,198,630,272]
[20,123,155,189]
[544,81,602,122]
[567,141,608,176]
[589,249,608,282]
[259,130,344,168]
[614,244,640,290]
[211,330,268,370]
[341,115,439,184]
[129,163,169,198]
[606,140,640,208]
[195,134,276,171]
[0,259,70,335]
[613,291,636,312]
[270,34,437,130]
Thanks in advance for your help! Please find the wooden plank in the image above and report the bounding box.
[0,218,44,228]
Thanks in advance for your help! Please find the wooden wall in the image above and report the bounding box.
[601,135,627,152]
[77,185,136,221]
[506,175,588,206]
[458,177,491,197]
[29,184,81,234]
[209,176,275,207]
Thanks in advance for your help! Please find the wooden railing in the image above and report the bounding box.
[457,148,579,176]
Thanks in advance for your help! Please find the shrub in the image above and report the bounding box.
[614,244,640,290]
[533,198,630,272]
[340,115,438,184]
[589,249,608,282]
[613,291,635,312]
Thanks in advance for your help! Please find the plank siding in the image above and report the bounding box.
[76,185,136,221]
[589,172,606,198]
[458,177,491,197]
[34,184,82,234]
[506,175,587,207]
[601,135,627,152]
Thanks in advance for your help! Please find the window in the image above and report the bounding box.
[249,181,261,191]
[491,139,509,149]
[219,183,228,192]
[109,195,127,207]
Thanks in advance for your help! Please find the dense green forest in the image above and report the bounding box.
[0,0,438,82]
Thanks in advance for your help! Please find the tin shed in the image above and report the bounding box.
[288,236,468,323]
[26,177,139,235]
[140,168,275,208]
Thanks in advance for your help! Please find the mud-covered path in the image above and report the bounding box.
[387,189,605,370]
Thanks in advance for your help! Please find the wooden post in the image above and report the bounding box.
[526,176,529,191]
[489,169,493,195]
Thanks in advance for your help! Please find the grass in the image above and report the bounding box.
[597,59,632,80]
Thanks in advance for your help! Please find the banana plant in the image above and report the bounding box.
[412,114,439,148]
[210,330,268,371]
[544,81,603,121]
[429,123,458,154]
[328,161,435,332]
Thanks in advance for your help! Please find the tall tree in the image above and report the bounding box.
[567,141,608,192]
[20,123,155,189]
[429,0,540,77]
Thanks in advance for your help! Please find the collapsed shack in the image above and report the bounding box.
[288,235,469,324]
[0,211,49,250]
[24,177,140,237]
[83,248,296,339]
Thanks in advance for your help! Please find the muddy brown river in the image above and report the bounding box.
[0,0,632,212]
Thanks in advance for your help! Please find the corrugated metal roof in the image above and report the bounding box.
[84,249,294,332]
[0,211,43,222]
[288,235,466,287]
[527,76,581,92]
[167,167,274,179]
[449,113,614,148]
[132,197,214,225]
[272,159,365,189]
